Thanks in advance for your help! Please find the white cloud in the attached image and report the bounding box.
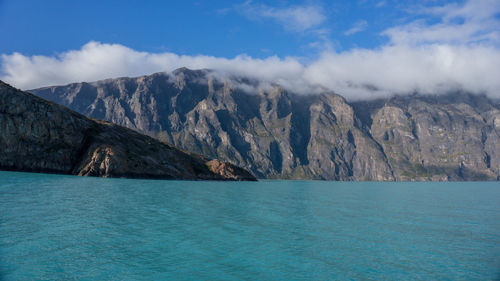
[305,44,500,99]
[231,1,332,52]
[0,41,307,92]
[344,20,368,36]
[2,41,500,100]
[383,0,500,45]
[236,1,326,33]
[1,0,500,100]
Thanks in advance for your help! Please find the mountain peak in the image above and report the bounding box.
[28,72,500,181]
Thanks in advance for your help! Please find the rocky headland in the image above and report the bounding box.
[0,80,256,180]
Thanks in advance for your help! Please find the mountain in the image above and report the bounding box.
[30,68,500,181]
[0,81,256,180]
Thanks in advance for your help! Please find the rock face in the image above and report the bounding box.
[365,94,500,181]
[30,68,500,181]
[0,80,256,181]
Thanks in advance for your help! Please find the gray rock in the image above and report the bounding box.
[368,93,499,180]
[30,68,500,181]
[0,80,256,181]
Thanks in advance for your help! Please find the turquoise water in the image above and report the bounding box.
[0,171,499,280]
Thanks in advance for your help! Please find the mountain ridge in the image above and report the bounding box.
[30,68,500,181]
[0,80,256,180]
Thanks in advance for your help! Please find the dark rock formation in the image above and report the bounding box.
[30,68,500,181]
[0,80,256,180]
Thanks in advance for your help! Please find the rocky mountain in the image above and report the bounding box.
[0,80,256,180]
[30,68,500,181]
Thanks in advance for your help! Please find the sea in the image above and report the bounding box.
[0,171,499,280]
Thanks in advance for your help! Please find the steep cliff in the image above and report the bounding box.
[0,81,256,180]
[30,68,500,180]
[364,93,500,180]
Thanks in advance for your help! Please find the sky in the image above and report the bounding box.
[1,0,500,99]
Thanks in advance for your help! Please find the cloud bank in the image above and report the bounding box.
[1,0,500,100]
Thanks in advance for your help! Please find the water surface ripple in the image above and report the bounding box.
[1,171,499,280]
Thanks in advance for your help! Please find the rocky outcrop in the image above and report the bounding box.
[30,68,500,181]
[205,159,256,181]
[0,81,256,180]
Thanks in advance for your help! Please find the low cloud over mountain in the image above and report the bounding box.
[1,0,499,99]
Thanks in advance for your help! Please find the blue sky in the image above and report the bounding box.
[1,0,499,99]
[0,0,459,57]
